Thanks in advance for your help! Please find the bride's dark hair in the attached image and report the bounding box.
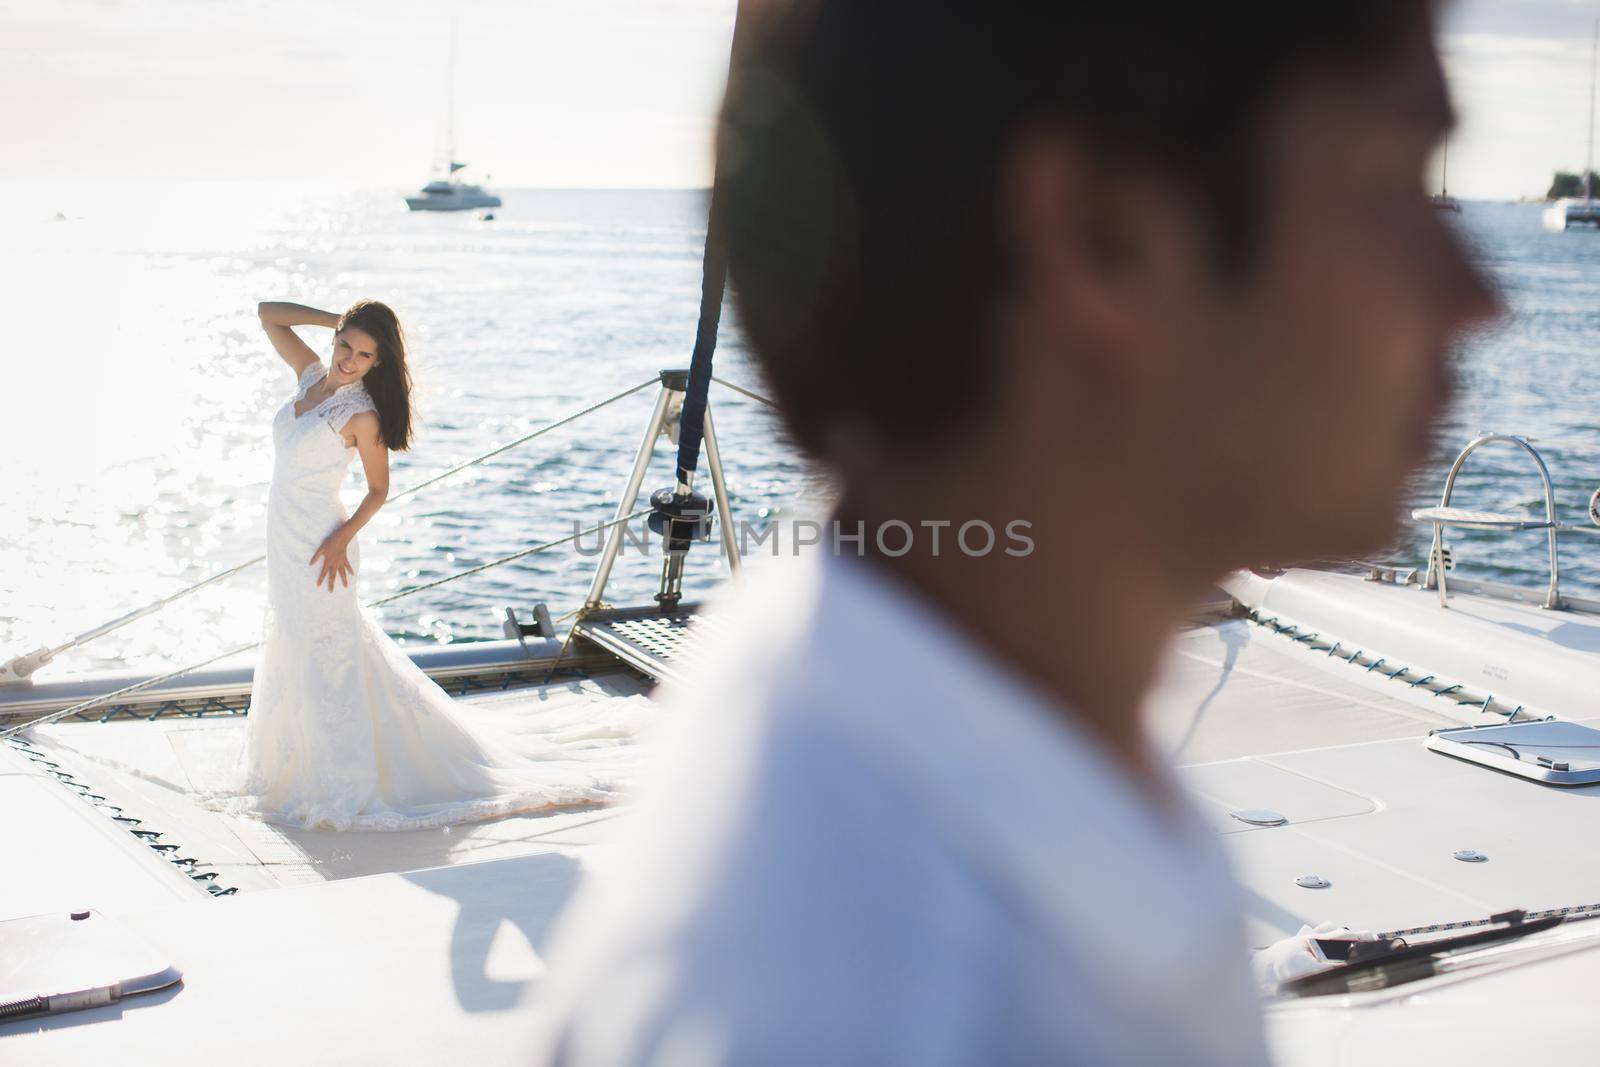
[338,299,414,452]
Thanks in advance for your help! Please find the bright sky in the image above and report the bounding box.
[2,0,1599,197]
[0,0,737,189]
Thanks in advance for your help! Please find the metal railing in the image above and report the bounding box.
[1413,432,1600,610]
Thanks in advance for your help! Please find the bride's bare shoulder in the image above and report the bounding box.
[339,408,383,449]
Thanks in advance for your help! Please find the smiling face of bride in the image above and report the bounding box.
[329,326,380,385]
[334,298,414,451]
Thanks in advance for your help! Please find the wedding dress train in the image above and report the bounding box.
[210,360,648,831]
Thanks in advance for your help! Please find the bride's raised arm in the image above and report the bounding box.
[258,300,340,379]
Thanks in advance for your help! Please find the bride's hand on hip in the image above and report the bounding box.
[310,534,354,592]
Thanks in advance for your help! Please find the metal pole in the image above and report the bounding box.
[1588,18,1597,199]
[1432,522,1448,609]
[583,383,676,610]
[701,406,741,575]
[448,17,458,173]
[655,466,694,611]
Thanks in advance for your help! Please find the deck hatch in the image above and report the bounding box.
[1427,720,1600,786]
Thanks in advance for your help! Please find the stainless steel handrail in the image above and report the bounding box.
[1417,433,1561,609]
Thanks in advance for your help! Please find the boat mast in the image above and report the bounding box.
[447,17,458,181]
[672,7,746,495]
[1587,17,1597,199]
[642,3,746,611]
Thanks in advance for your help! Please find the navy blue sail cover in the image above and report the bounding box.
[674,203,727,487]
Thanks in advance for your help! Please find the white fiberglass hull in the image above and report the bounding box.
[406,191,502,212]
[1543,197,1600,232]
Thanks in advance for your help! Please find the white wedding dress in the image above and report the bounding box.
[214,359,649,831]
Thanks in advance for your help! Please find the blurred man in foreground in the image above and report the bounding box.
[533,3,1498,1063]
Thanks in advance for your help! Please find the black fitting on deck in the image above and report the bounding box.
[648,487,713,553]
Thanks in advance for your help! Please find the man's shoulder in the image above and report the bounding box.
[659,553,914,733]
[531,715,1010,1064]
[632,661,1007,930]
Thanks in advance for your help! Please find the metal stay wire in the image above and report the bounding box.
[4,376,659,676]
[711,376,777,408]
[0,508,652,741]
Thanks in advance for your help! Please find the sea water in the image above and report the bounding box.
[1408,202,1600,597]
[0,182,800,675]
[0,186,1595,675]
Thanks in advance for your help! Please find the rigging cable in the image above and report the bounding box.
[1,376,660,682]
[0,508,651,741]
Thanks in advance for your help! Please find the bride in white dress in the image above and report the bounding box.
[225,299,648,831]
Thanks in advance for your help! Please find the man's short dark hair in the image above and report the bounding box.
[717,2,1429,464]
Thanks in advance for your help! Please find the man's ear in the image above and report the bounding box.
[994,123,1211,428]
[996,123,1194,348]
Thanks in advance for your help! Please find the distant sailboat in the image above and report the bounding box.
[1430,136,1461,213]
[1544,18,1600,231]
[406,20,502,213]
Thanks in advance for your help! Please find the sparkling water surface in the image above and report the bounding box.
[1,189,1598,677]
[1403,202,1600,599]
[0,183,800,676]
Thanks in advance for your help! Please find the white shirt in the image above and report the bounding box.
[528,551,1271,1066]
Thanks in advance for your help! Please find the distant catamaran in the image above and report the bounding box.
[1544,18,1600,231]
[406,20,501,213]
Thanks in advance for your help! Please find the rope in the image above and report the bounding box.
[366,505,648,606]
[5,377,658,675]
[711,375,778,408]
[1245,610,1534,722]
[0,508,650,741]
[390,377,657,501]
[3,737,237,896]
[1379,902,1600,941]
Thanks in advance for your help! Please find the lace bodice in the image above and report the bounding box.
[270,361,378,501]
[292,360,378,437]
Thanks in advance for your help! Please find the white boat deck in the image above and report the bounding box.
[1149,582,1600,1064]
[12,569,1600,1063]
[0,853,570,1064]
[7,672,651,917]
[2,747,211,924]
[1152,606,1600,946]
